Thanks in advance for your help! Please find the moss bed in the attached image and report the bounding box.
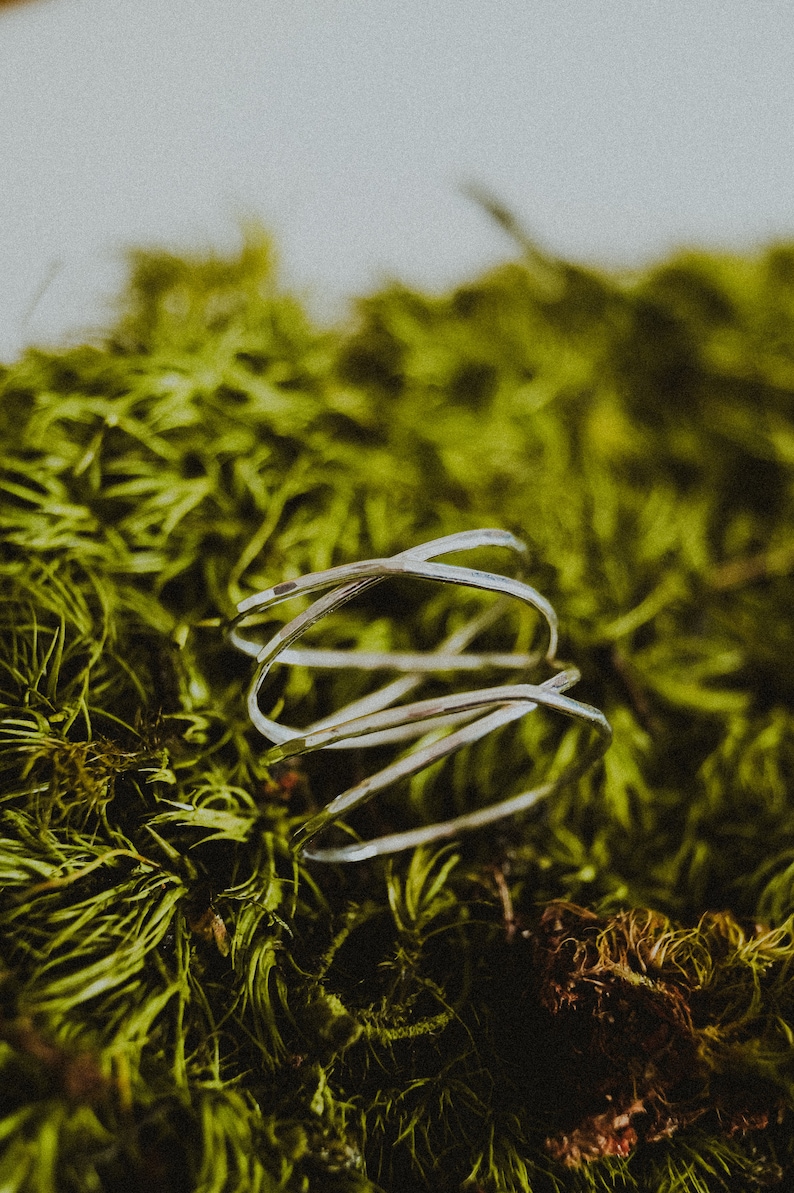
[2,231,794,1192]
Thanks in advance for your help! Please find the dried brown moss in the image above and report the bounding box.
[530,903,788,1167]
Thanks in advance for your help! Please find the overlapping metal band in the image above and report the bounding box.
[229,530,612,863]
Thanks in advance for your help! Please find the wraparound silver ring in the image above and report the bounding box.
[229,529,612,862]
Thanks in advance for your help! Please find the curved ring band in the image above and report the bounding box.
[229,530,612,863]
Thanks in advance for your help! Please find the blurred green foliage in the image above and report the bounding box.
[1,229,794,1191]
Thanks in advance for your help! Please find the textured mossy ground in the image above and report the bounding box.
[2,231,794,1192]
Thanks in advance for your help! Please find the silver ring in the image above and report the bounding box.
[229,530,612,862]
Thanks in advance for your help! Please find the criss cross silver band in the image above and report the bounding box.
[229,529,612,863]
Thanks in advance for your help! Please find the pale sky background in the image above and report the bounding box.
[1,0,793,360]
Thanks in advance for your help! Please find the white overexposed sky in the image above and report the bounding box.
[1,0,793,359]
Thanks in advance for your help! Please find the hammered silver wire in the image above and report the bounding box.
[229,529,612,863]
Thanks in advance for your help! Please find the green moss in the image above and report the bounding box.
[2,228,794,1190]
